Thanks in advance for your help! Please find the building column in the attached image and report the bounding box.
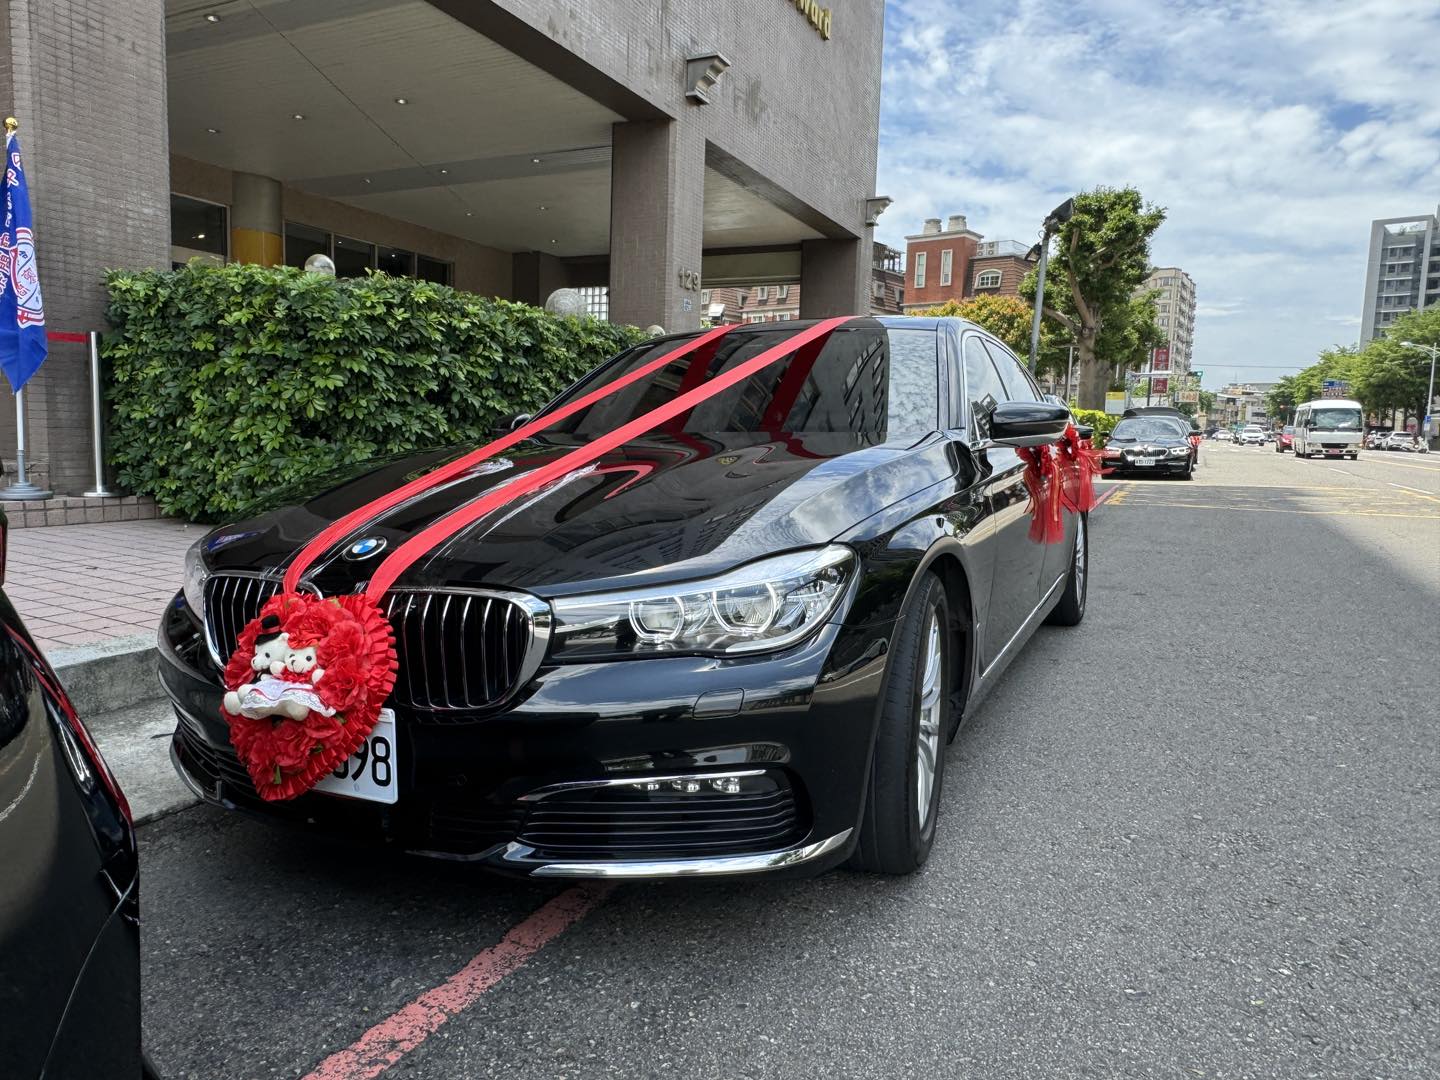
[0,0,170,496]
[230,172,284,266]
[799,236,871,319]
[608,119,704,333]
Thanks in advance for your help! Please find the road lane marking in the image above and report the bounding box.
[303,884,612,1080]
[1111,500,1438,519]
[1388,482,1440,504]
[1355,457,1440,473]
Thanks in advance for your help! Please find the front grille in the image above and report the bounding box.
[203,573,543,712]
[516,776,806,861]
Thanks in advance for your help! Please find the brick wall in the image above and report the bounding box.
[903,234,977,309]
[0,0,170,496]
[966,255,1032,298]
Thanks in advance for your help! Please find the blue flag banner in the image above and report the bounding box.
[0,129,47,393]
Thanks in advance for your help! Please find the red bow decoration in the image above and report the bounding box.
[221,593,396,801]
[1016,424,1103,545]
[1056,423,1103,514]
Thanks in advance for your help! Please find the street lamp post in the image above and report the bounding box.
[1399,340,1438,443]
[1027,198,1075,374]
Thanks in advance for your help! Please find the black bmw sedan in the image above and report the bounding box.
[1099,414,1197,478]
[159,317,1090,879]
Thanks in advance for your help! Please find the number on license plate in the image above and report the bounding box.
[313,708,398,804]
[1135,458,1154,466]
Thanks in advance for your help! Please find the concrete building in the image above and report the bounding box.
[702,242,903,325]
[0,0,884,496]
[1359,207,1440,342]
[1143,267,1196,376]
[901,215,1035,311]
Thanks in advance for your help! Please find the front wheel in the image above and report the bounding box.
[849,574,951,875]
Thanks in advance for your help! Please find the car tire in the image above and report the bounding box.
[849,573,951,875]
[1045,512,1088,627]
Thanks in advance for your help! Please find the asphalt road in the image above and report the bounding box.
[139,445,1440,1079]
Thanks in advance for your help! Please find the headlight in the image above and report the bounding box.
[550,545,855,661]
[182,538,210,620]
[1168,446,1190,456]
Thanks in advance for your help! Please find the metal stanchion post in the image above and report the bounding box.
[0,384,53,500]
[82,331,114,497]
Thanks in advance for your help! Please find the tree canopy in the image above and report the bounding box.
[1020,187,1167,409]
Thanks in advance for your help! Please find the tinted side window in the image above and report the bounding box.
[963,334,1009,415]
[982,339,1041,402]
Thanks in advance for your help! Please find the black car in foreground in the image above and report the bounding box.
[1100,414,1197,478]
[160,317,1089,878]
[0,514,150,1077]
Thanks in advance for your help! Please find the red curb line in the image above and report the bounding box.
[302,883,613,1080]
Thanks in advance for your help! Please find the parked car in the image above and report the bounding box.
[1365,430,1391,449]
[1239,426,1266,446]
[1100,415,1197,478]
[1124,407,1201,456]
[159,317,1091,879]
[1275,425,1294,452]
[1212,429,1235,443]
[0,512,152,1078]
[1381,431,1423,452]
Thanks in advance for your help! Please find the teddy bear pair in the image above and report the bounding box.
[222,613,334,722]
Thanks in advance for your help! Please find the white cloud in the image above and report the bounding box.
[876,0,1440,388]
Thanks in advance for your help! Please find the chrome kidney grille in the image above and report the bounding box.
[202,574,549,713]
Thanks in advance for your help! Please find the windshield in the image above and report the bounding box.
[543,327,938,440]
[1111,418,1188,441]
[1310,408,1362,432]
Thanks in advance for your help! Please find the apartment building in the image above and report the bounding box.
[1143,267,1197,375]
[901,215,1036,311]
[1360,208,1440,342]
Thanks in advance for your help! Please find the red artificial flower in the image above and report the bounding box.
[318,656,366,713]
[270,718,314,770]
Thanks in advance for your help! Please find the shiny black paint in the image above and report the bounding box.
[988,400,1071,444]
[162,317,1081,872]
[0,589,142,1078]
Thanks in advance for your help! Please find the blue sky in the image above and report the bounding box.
[872,0,1440,390]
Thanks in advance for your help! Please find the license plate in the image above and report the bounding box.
[1134,458,1154,467]
[1326,449,1341,455]
[314,709,398,804]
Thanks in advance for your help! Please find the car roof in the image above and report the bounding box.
[1298,398,1363,408]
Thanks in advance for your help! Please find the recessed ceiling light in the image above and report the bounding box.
[362,177,371,184]
[195,233,206,239]
[531,157,541,164]
[292,113,305,120]
[439,168,449,175]
[394,97,408,105]
[549,239,557,244]
[538,205,547,211]
[206,127,220,134]
[205,12,222,22]
[465,211,473,217]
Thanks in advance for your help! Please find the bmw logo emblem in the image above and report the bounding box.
[344,536,387,561]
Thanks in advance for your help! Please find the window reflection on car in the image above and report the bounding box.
[1111,418,1189,441]
[1309,408,1362,432]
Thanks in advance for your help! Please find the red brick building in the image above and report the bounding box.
[901,217,1035,311]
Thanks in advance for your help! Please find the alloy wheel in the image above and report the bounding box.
[914,610,943,831]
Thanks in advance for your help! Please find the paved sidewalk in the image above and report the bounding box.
[6,519,204,654]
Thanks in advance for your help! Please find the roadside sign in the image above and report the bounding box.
[1153,347,1170,372]
[1179,390,1199,403]
[1104,391,1125,415]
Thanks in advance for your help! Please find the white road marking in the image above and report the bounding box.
[1389,482,1428,494]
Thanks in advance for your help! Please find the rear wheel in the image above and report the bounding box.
[849,574,951,875]
[1046,512,1088,626]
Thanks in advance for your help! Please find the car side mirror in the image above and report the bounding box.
[510,412,533,431]
[1074,423,1094,440]
[989,401,1070,448]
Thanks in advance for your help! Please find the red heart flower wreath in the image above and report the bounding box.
[221,592,397,801]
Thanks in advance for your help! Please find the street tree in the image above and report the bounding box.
[909,294,1074,379]
[1020,187,1167,409]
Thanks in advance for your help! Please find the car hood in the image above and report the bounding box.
[1106,437,1190,449]
[203,431,953,598]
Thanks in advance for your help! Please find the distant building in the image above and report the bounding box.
[1360,207,1440,342]
[1215,382,1275,427]
[703,242,905,324]
[901,215,1036,312]
[1142,267,1197,376]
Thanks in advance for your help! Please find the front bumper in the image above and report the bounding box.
[159,593,889,878]
[1103,455,1191,474]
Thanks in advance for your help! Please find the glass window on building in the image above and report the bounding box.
[701,290,710,304]
[415,255,452,285]
[376,246,414,277]
[914,252,927,288]
[778,285,789,299]
[284,222,330,269]
[333,235,375,278]
[757,286,768,300]
[940,249,953,286]
[170,194,228,268]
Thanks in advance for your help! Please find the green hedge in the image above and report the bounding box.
[103,264,646,520]
[1070,408,1118,444]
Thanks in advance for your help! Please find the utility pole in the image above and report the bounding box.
[1027,197,1075,373]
